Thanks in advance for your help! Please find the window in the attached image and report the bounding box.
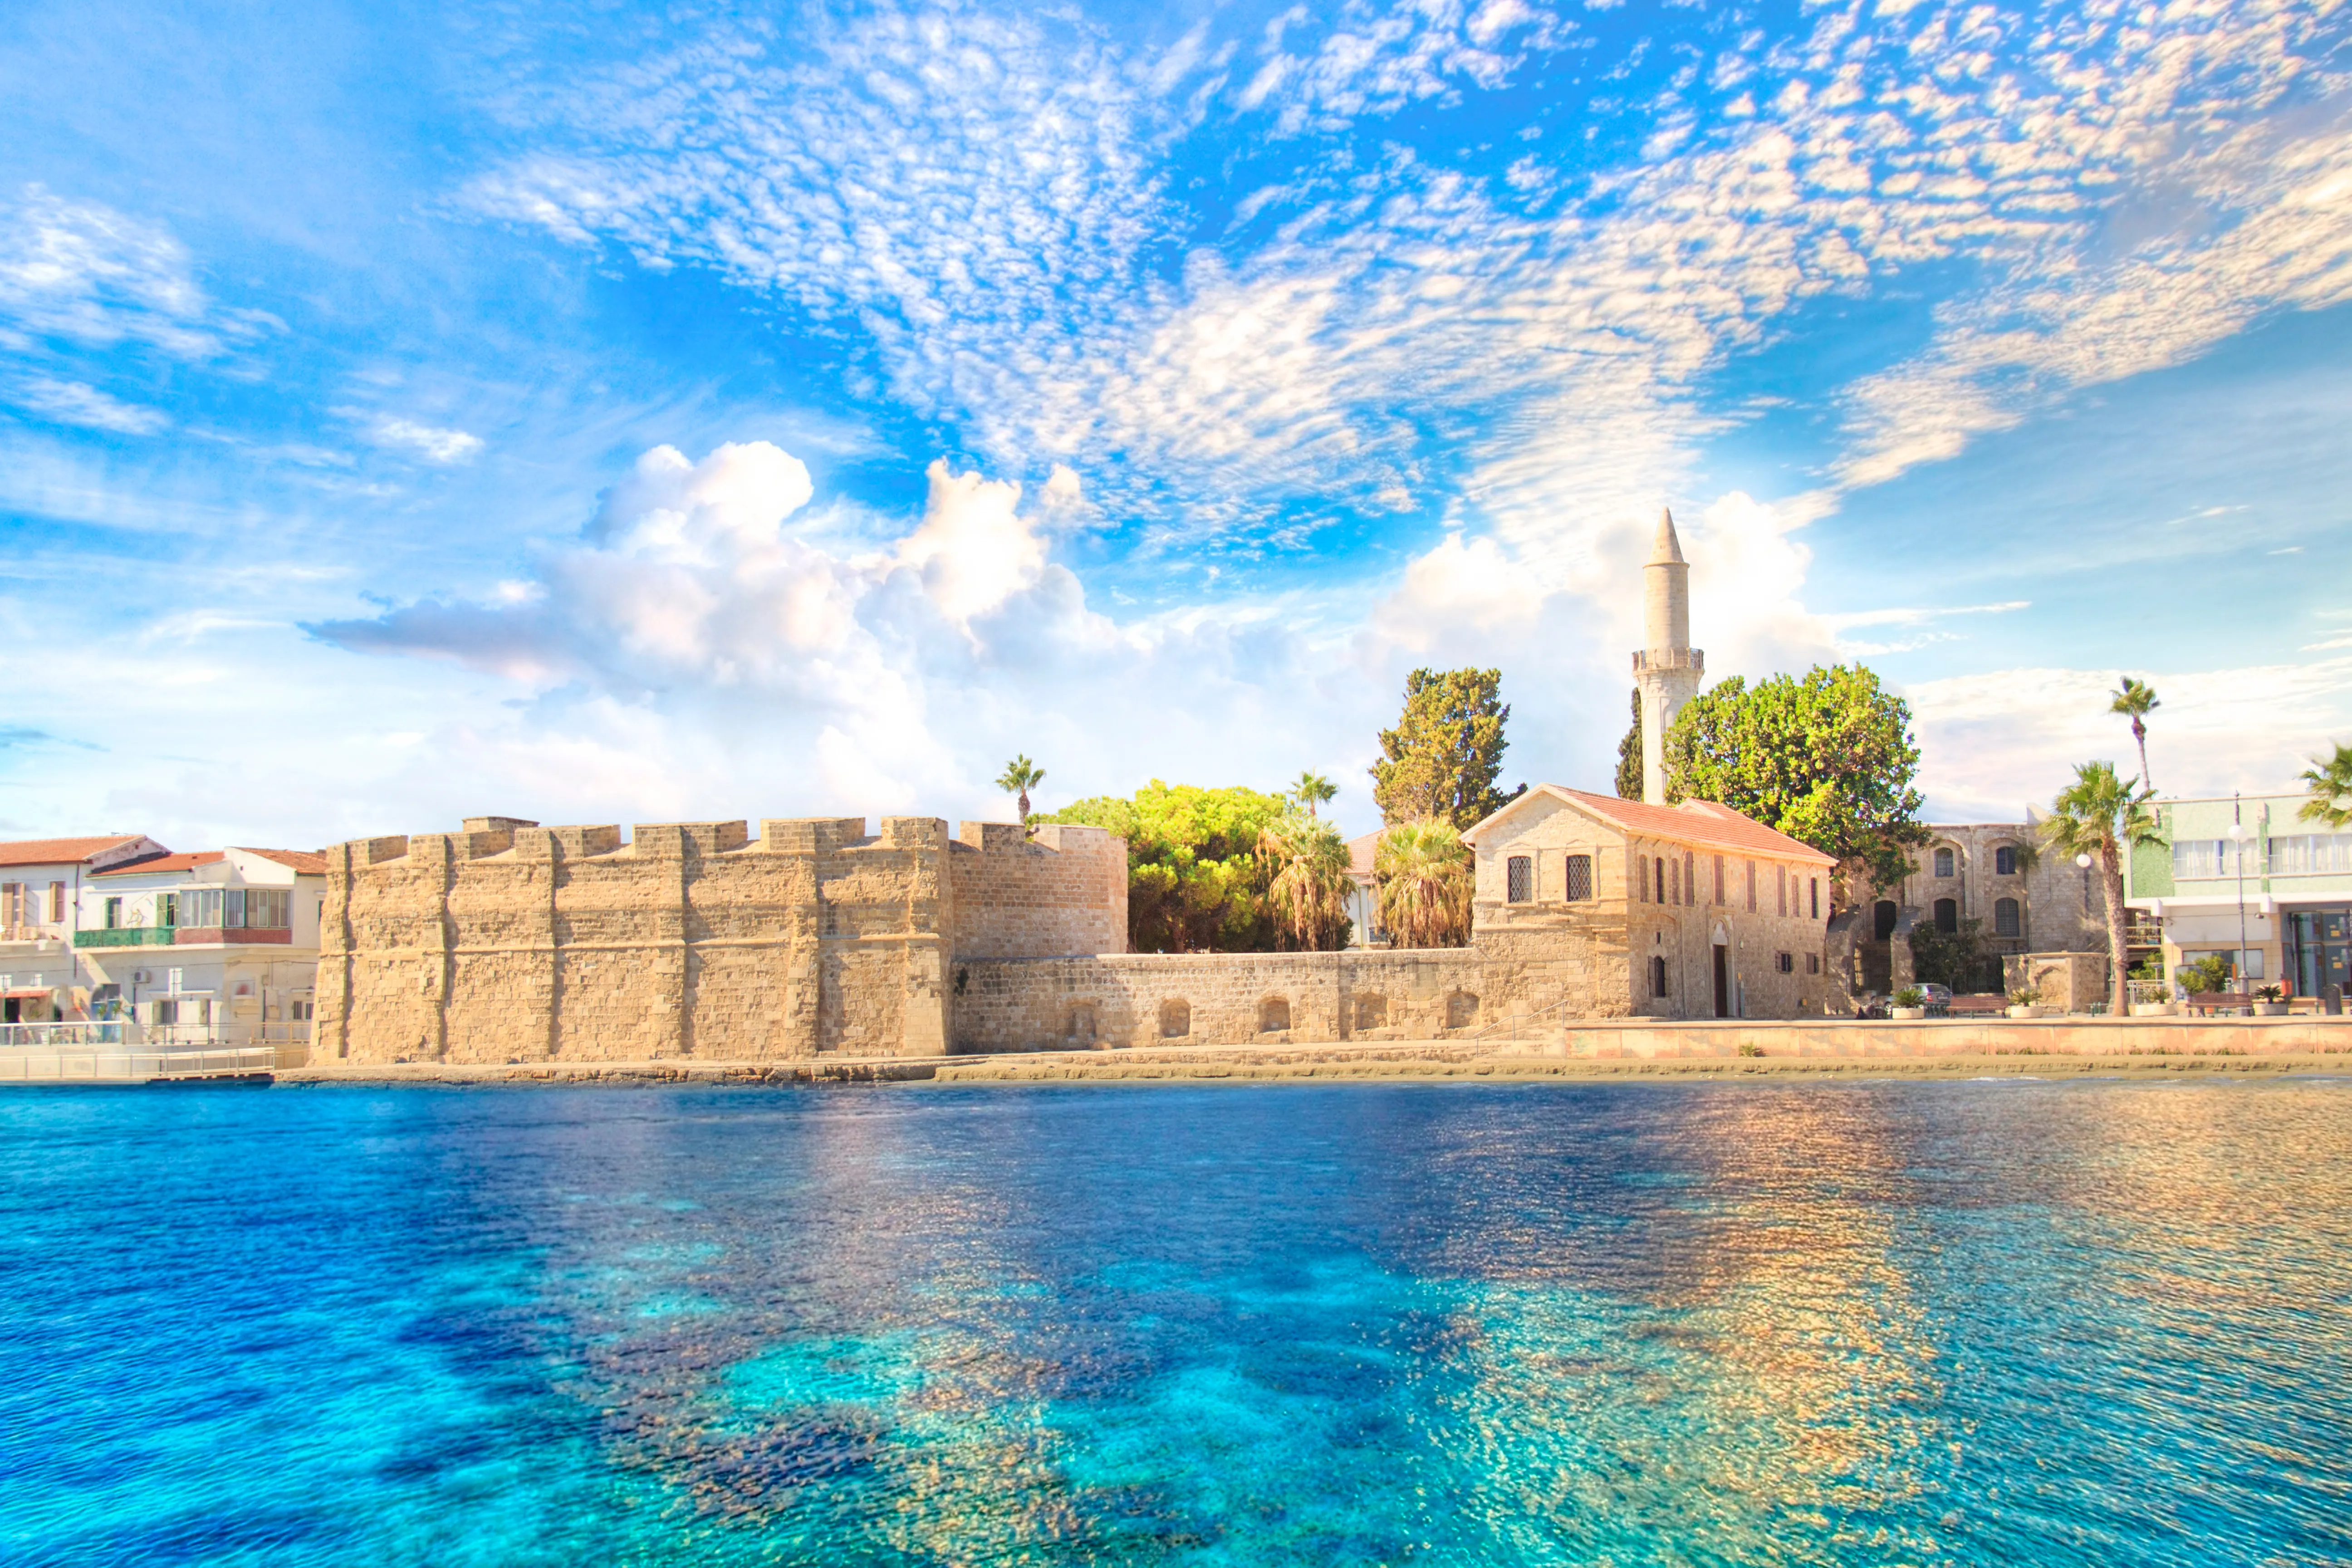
[292,998,314,1022]
[1638,855,1651,903]
[1806,952,1821,975]
[1994,897,2021,938]
[1713,855,1725,904]
[103,897,122,930]
[158,893,178,927]
[47,882,64,922]
[1777,865,1788,917]
[1655,856,1667,904]
[1809,878,1819,920]
[1507,856,1533,903]
[1563,854,1593,902]
[1776,951,1794,973]
[1666,856,1677,904]
[1650,955,1669,998]
[1934,898,1958,933]
[1994,845,2018,876]
[1934,847,1956,878]
[0,883,18,926]
[1746,861,1757,912]
[2267,834,2352,875]
[1683,853,1695,906]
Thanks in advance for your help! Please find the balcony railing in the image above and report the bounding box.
[1631,648,1705,674]
[75,926,176,948]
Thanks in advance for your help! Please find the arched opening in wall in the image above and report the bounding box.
[1159,999,1190,1039]
[1873,901,1899,941]
[1994,898,2021,939]
[1446,991,1478,1029]
[1650,955,1669,1000]
[1933,847,1956,878]
[1994,844,2019,877]
[1066,1004,1097,1045]
[1934,898,1959,933]
[1258,996,1290,1034]
[1353,993,1387,1032]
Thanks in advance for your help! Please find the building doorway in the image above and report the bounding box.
[1873,901,1899,940]
[1713,944,1730,1018]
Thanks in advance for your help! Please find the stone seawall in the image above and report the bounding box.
[951,932,1628,1054]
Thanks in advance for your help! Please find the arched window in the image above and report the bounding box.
[1650,955,1669,998]
[1934,847,1956,879]
[1994,845,2018,877]
[1934,898,1958,933]
[1994,898,2021,938]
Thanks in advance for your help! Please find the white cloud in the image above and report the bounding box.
[0,185,234,357]
[1907,657,2352,821]
[367,416,485,465]
[7,375,168,435]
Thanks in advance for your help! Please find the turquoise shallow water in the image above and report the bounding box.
[4,1081,2350,1566]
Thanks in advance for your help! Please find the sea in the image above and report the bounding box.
[3,1078,2348,1566]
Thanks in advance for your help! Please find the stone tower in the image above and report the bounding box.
[1632,508,1703,806]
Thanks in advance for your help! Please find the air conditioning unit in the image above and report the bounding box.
[132,970,152,985]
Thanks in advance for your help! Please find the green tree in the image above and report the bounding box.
[1258,809,1353,951]
[1659,664,1928,899]
[1040,781,1291,953]
[2040,760,2166,1012]
[2298,741,2352,829]
[994,755,1045,828]
[1370,668,1524,830]
[1289,771,1338,818]
[2109,677,2160,793]
[1614,689,1642,799]
[1374,818,1474,949]
[1907,917,2003,994]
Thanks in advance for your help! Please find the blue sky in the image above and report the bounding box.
[4,0,2350,848]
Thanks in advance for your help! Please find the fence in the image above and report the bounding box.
[0,1041,303,1083]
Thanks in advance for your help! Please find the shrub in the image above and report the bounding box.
[1891,987,1926,1008]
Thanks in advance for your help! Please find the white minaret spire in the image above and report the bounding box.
[1632,508,1703,805]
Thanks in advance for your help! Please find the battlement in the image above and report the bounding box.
[315,810,1128,1068]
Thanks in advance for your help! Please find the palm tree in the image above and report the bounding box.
[2299,742,2352,829]
[2040,761,2166,1011]
[1290,771,1338,818]
[1258,811,1352,951]
[995,755,1044,830]
[1374,818,1473,949]
[2110,677,2160,793]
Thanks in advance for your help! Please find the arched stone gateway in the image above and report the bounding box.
[1258,996,1291,1034]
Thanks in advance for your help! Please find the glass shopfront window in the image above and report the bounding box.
[2288,910,2352,998]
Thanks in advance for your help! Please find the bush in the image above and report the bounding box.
[2180,953,2234,995]
[1891,987,1926,1008]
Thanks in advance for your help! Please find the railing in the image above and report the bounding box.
[1631,648,1704,674]
[0,1021,126,1048]
[75,926,176,948]
[0,1042,298,1083]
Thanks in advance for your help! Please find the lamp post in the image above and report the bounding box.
[2228,797,2250,999]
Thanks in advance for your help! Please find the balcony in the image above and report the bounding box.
[1632,648,1705,674]
[76,926,176,948]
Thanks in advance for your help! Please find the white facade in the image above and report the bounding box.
[76,848,326,1042]
[0,836,168,1022]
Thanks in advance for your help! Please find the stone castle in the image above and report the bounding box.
[316,512,1845,1063]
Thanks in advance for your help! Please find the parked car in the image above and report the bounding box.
[1916,983,1952,1006]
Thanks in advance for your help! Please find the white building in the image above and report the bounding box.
[0,835,169,1022]
[76,847,327,1040]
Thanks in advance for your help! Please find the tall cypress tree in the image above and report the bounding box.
[1370,668,1525,829]
[1614,688,1642,799]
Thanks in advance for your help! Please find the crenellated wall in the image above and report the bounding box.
[316,814,1125,1065]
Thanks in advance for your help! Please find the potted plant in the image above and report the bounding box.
[2006,984,2041,1020]
[2254,985,2289,1017]
[1890,986,1928,1021]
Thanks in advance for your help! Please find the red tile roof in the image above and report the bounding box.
[0,835,148,868]
[1465,785,1837,865]
[234,848,328,876]
[92,851,224,878]
[1347,829,1384,879]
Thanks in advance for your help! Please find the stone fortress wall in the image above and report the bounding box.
[315,814,1127,1065]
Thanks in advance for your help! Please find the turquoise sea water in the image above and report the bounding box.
[4,1081,2350,1566]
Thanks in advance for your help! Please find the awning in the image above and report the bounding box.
[3,988,57,1000]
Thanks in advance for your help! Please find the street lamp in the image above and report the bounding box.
[2227,800,2250,998]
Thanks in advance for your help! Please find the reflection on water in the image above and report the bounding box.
[3,1081,2350,1565]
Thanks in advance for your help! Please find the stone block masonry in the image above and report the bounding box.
[316,814,1126,1065]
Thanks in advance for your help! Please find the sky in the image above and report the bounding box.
[3,0,2350,850]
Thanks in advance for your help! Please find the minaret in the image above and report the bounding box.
[1632,508,1703,805]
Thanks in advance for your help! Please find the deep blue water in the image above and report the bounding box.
[4,1080,2350,1567]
